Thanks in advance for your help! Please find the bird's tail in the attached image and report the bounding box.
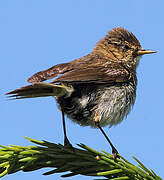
[6,83,74,99]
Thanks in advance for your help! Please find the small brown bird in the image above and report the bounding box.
[6,27,156,158]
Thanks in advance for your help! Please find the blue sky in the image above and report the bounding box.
[1,0,164,179]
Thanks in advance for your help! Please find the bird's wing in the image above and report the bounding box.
[27,63,71,83]
[54,63,131,84]
[27,54,92,83]
[27,54,131,85]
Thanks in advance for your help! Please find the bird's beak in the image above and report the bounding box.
[137,49,157,56]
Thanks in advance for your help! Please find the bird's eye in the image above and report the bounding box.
[122,44,130,51]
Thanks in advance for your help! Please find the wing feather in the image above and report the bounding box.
[54,63,130,84]
[27,54,130,85]
[27,63,70,83]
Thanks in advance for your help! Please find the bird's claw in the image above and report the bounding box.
[112,148,120,160]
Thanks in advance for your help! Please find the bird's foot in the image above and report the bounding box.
[64,137,74,149]
[112,147,120,160]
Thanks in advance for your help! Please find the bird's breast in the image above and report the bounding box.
[57,82,136,127]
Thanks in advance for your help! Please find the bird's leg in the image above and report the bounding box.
[96,123,119,159]
[61,110,73,148]
[94,114,119,159]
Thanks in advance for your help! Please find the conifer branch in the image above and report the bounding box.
[0,137,161,179]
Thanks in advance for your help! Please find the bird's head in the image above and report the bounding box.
[93,27,156,69]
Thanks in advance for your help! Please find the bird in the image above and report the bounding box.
[6,27,156,158]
